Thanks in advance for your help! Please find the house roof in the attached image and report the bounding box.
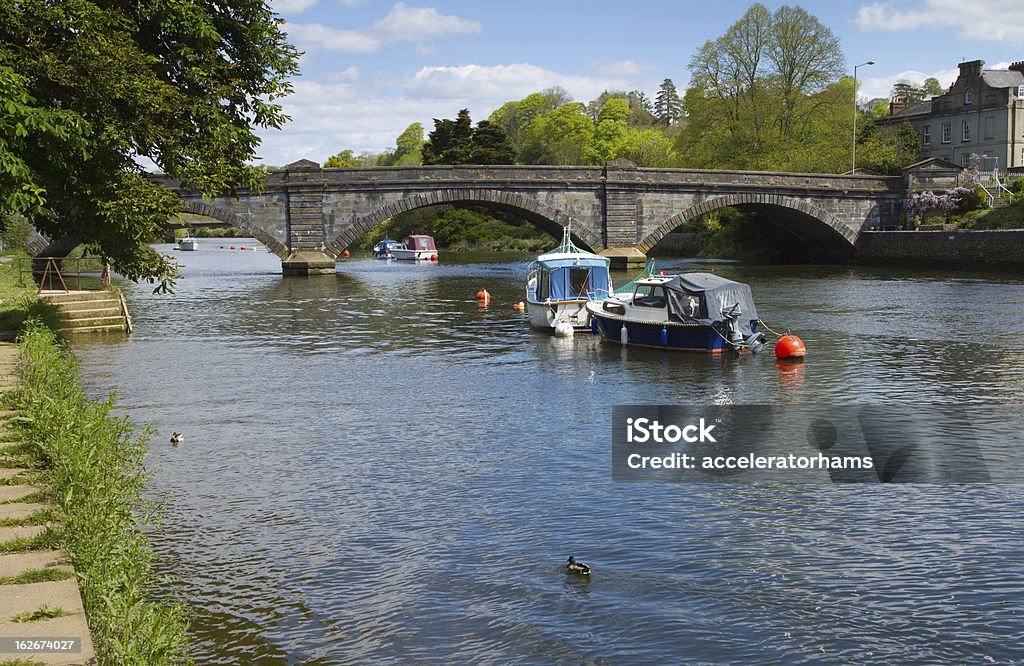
[982,69,1024,89]
[890,99,932,119]
[903,157,960,172]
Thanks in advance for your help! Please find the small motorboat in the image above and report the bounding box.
[526,227,612,331]
[391,235,438,261]
[372,239,401,258]
[178,236,199,251]
[586,272,768,354]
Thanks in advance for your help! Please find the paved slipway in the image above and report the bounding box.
[0,343,96,665]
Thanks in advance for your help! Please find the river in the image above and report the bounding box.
[72,241,1024,664]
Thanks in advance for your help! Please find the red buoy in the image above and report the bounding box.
[430,254,438,261]
[775,334,807,359]
[342,249,350,258]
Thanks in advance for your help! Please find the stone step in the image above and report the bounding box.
[38,291,116,305]
[0,485,43,503]
[0,549,71,579]
[58,316,127,330]
[0,523,45,543]
[55,299,121,313]
[0,468,34,481]
[0,579,97,665]
[57,307,124,321]
[57,323,128,335]
[0,503,48,523]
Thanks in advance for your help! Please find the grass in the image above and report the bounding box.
[0,261,62,334]
[5,320,191,664]
[0,659,48,666]
[0,529,59,554]
[0,506,60,527]
[0,490,46,505]
[0,567,75,585]
[11,604,68,623]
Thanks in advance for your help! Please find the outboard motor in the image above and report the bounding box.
[744,332,768,354]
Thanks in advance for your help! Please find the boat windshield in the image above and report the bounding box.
[632,285,666,308]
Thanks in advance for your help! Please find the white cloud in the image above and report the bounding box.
[858,68,958,101]
[595,60,653,78]
[404,64,626,105]
[339,0,365,6]
[285,23,381,52]
[855,0,1024,42]
[372,3,481,41]
[271,0,319,14]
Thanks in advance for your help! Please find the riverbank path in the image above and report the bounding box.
[0,342,96,665]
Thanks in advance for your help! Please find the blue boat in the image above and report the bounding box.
[585,273,768,354]
[526,228,613,331]
[372,239,401,258]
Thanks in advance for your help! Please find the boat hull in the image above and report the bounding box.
[526,299,592,330]
[391,248,436,261]
[178,238,199,251]
[591,311,732,353]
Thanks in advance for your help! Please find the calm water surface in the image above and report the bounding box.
[72,242,1024,664]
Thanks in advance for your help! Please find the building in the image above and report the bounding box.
[883,60,1024,173]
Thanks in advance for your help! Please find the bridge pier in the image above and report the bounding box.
[599,246,648,270]
[281,251,336,275]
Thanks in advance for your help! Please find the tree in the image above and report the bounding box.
[654,79,683,125]
[488,88,571,156]
[422,109,474,165]
[393,122,425,166]
[584,98,632,164]
[325,150,359,168]
[521,103,593,165]
[0,1,298,288]
[922,77,944,98]
[468,121,516,165]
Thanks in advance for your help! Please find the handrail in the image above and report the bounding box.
[977,182,995,208]
[16,256,110,293]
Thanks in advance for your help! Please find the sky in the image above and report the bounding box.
[258,0,1024,166]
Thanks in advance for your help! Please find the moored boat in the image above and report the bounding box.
[585,272,768,354]
[372,238,401,258]
[526,227,612,331]
[391,235,438,261]
[178,236,199,251]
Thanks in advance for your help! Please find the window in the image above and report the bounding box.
[984,116,995,140]
[1018,85,1024,99]
[964,88,973,105]
[633,285,666,308]
[961,154,970,167]
[962,120,971,142]
[922,125,931,146]
[569,268,590,298]
[941,122,951,144]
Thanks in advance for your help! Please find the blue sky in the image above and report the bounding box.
[259,0,1024,166]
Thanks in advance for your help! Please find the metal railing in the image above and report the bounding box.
[16,257,111,294]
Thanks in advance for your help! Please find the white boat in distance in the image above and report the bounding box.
[526,227,612,330]
[391,235,438,261]
[178,236,199,251]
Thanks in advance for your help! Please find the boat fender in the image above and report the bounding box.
[430,254,438,261]
[554,321,574,338]
[476,289,490,304]
[591,317,598,334]
[661,325,668,347]
[775,334,807,359]
[620,324,628,346]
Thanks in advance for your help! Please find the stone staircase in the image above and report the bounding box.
[39,291,132,335]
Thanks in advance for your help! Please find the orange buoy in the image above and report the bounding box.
[775,334,807,359]
[230,246,235,250]
[240,245,246,250]
[430,254,438,261]
[476,289,491,304]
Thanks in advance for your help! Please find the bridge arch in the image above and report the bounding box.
[328,189,603,255]
[639,194,857,258]
[179,200,289,258]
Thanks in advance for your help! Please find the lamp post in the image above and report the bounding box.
[852,60,875,174]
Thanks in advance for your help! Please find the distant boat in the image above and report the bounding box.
[526,226,612,331]
[391,235,438,261]
[178,236,199,251]
[372,239,401,258]
[586,272,768,354]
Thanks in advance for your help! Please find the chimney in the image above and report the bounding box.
[1010,61,1024,74]
[889,98,906,115]
[958,59,984,78]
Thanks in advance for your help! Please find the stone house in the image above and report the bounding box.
[882,59,1024,173]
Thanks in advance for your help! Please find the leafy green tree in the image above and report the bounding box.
[393,122,425,166]
[588,91,659,127]
[856,120,921,175]
[488,88,571,156]
[521,102,594,165]
[654,79,684,126]
[922,77,944,97]
[325,150,359,168]
[584,98,631,164]
[0,0,298,287]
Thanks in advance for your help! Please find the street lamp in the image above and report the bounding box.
[852,60,875,174]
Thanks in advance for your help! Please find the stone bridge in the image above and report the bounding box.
[153,160,906,274]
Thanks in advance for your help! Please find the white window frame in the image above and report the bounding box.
[962,120,971,142]
[941,122,951,144]
[1018,85,1024,99]
[923,125,931,146]
[964,88,973,105]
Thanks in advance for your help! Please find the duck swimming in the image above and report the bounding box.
[170,432,183,446]
[565,556,591,576]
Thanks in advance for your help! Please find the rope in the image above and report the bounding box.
[756,319,789,339]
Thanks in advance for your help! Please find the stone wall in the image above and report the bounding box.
[857,230,1024,269]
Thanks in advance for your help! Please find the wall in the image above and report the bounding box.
[857,229,1024,269]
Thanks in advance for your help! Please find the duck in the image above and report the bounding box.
[170,432,183,446]
[565,556,591,576]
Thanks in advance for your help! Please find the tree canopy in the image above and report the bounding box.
[0,0,299,287]
[422,110,515,165]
